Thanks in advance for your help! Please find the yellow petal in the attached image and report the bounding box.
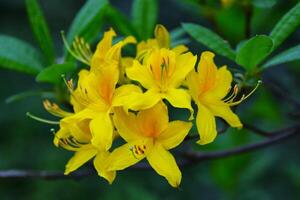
[169,52,197,87]
[54,125,69,147]
[185,70,201,102]
[197,51,217,92]
[94,151,116,184]
[90,112,113,151]
[137,102,169,137]
[155,24,170,48]
[124,89,161,111]
[126,60,155,89]
[113,107,143,142]
[207,102,242,128]
[172,45,188,56]
[108,139,153,171]
[112,84,142,107]
[163,88,193,119]
[91,28,116,68]
[64,144,97,175]
[146,143,181,188]
[157,121,192,150]
[205,66,232,100]
[196,104,217,145]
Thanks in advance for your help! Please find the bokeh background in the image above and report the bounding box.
[0,0,300,199]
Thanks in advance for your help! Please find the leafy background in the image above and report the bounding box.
[0,0,300,199]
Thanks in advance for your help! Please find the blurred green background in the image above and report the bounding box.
[1,0,300,199]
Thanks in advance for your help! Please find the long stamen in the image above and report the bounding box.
[26,112,60,125]
[61,31,91,65]
[226,80,262,106]
[43,100,72,118]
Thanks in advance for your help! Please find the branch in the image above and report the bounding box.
[1,124,299,180]
[183,124,300,162]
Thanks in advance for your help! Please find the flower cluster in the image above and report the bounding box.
[44,25,249,187]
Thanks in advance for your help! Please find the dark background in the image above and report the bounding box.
[0,0,300,199]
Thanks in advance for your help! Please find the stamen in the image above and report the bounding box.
[26,112,60,125]
[61,31,91,65]
[226,80,262,106]
[43,100,72,118]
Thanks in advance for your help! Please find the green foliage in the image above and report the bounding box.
[131,0,158,40]
[251,0,277,8]
[26,0,55,64]
[0,35,44,75]
[263,44,300,69]
[36,62,77,84]
[67,0,108,43]
[236,35,273,71]
[182,23,236,60]
[105,6,139,38]
[215,5,245,44]
[270,2,300,49]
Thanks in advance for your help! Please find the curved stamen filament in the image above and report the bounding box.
[43,100,72,118]
[225,80,262,106]
[61,31,92,65]
[26,112,60,125]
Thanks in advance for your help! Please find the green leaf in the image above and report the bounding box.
[5,90,55,104]
[236,35,273,71]
[182,23,236,60]
[263,44,300,69]
[26,0,55,64]
[36,62,76,84]
[270,2,300,49]
[0,35,44,75]
[67,0,109,43]
[132,0,158,40]
[105,6,139,38]
[251,0,277,8]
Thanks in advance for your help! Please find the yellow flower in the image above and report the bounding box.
[125,48,197,117]
[53,115,116,183]
[108,102,192,187]
[137,24,189,60]
[186,51,243,145]
[44,29,140,183]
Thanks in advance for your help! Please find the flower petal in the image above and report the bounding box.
[163,88,193,119]
[169,52,197,88]
[126,60,155,89]
[146,143,181,187]
[94,151,116,184]
[186,70,202,102]
[155,24,170,48]
[64,144,97,175]
[197,51,217,92]
[108,139,152,171]
[172,45,188,56]
[91,28,116,68]
[113,107,143,142]
[157,121,192,149]
[90,112,114,151]
[196,104,217,145]
[206,66,232,100]
[112,84,142,107]
[207,103,242,128]
[137,102,169,137]
[124,89,161,111]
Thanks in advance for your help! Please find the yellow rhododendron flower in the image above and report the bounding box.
[108,102,192,187]
[186,51,243,145]
[125,48,197,117]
